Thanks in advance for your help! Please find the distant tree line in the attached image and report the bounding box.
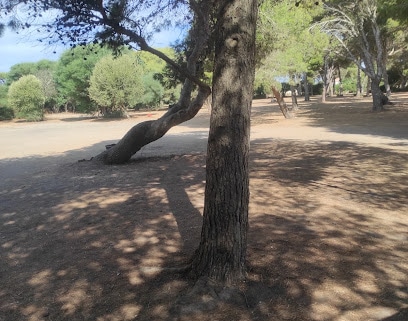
[255,0,408,111]
[0,45,181,121]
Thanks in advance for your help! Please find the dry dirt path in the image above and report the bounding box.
[1,96,407,185]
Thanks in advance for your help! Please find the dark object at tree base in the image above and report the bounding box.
[382,95,389,105]
[105,144,116,150]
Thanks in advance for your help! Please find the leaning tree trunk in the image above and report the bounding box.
[290,84,299,110]
[190,0,257,284]
[91,5,212,165]
[93,86,210,164]
[271,86,295,119]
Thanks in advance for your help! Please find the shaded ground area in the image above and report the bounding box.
[1,94,407,321]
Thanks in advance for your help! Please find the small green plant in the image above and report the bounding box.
[8,75,45,121]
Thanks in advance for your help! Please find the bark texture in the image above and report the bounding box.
[190,0,258,284]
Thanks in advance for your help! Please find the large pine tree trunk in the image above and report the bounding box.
[190,0,257,284]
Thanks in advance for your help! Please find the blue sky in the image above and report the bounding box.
[0,27,184,73]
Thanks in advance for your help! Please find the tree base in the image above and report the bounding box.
[171,277,247,317]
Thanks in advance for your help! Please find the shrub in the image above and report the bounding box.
[8,75,45,121]
[139,73,164,109]
[89,54,144,117]
[0,107,14,120]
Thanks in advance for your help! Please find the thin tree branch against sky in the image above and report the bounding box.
[0,24,185,72]
[0,29,184,72]
[0,0,190,72]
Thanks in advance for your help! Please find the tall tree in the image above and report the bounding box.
[256,0,328,105]
[314,0,390,111]
[14,0,258,284]
[54,45,112,113]
[190,0,258,283]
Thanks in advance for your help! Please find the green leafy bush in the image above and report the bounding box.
[89,53,144,117]
[55,45,112,113]
[139,73,164,109]
[7,75,45,121]
[339,78,357,94]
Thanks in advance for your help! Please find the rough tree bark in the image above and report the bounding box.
[190,0,258,284]
[318,2,390,111]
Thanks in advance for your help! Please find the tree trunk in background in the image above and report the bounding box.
[328,74,334,96]
[383,69,391,97]
[191,0,257,284]
[327,64,335,97]
[366,77,371,97]
[337,65,343,96]
[271,86,294,119]
[321,55,327,102]
[304,73,310,101]
[356,61,362,98]
[371,77,385,111]
[290,84,299,110]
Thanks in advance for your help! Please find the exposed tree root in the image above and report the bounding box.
[171,277,247,318]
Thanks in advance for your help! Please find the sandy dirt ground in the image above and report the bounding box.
[0,94,407,321]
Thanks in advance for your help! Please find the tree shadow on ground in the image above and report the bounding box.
[297,93,408,140]
[245,140,408,321]
[0,139,407,321]
[0,154,203,321]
